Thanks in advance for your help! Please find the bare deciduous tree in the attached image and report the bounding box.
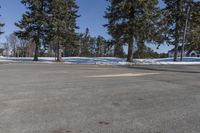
[6,33,19,57]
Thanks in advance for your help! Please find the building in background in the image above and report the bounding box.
[168,46,200,58]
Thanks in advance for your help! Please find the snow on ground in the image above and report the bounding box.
[0,56,200,65]
[0,57,126,64]
[134,57,200,65]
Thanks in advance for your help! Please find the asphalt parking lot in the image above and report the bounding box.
[0,63,200,133]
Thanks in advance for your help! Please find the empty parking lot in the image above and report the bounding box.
[0,63,200,133]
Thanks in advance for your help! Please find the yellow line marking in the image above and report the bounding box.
[87,73,159,78]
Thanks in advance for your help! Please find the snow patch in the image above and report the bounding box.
[0,56,200,65]
[134,57,200,65]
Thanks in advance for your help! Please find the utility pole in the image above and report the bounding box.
[181,1,191,61]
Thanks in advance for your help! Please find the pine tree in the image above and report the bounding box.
[15,0,49,61]
[96,36,107,57]
[105,0,162,62]
[186,1,200,52]
[88,37,97,56]
[48,0,79,61]
[162,0,186,61]
[136,1,164,59]
[63,0,79,58]
[112,38,124,57]
[105,0,133,61]
[79,28,91,56]
[0,6,5,35]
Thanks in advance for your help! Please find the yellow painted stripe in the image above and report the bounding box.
[87,73,159,78]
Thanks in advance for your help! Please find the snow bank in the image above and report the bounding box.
[135,57,200,65]
[63,57,126,64]
[0,56,200,65]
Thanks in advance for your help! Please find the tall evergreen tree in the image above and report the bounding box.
[135,1,164,58]
[105,0,162,62]
[63,0,79,58]
[96,35,107,57]
[48,0,79,61]
[15,0,49,61]
[185,1,200,52]
[105,0,133,61]
[162,0,186,61]
[79,28,91,56]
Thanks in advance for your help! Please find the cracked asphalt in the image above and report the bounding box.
[0,63,200,133]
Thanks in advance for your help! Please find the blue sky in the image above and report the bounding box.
[0,0,172,53]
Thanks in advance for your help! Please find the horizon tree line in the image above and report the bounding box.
[1,0,200,62]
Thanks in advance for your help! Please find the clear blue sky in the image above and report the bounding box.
[0,0,172,53]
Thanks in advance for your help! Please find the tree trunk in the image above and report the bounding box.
[138,38,145,59]
[174,40,178,61]
[56,43,60,61]
[127,37,134,62]
[181,2,190,61]
[174,20,180,62]
[33,41,39,61]
[79,43,82,57]
[174,0,181,62]
[56,42,62,62]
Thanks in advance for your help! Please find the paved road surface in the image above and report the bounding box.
[0,63,200,133]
